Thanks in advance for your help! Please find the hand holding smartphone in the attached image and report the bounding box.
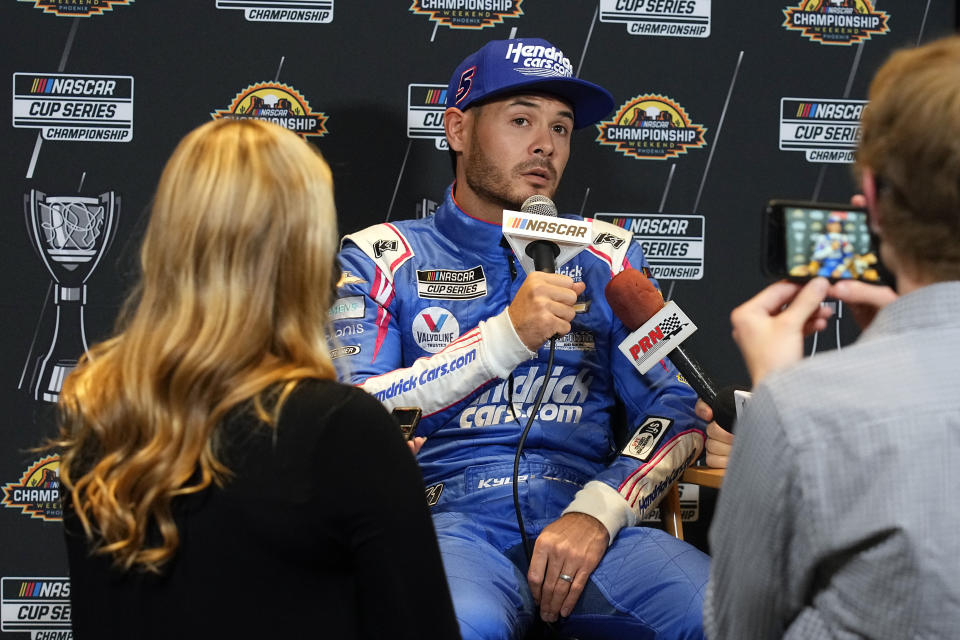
[391,407,422,441]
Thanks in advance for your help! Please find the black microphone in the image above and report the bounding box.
[520,195,560,273]
[605,267,741,431]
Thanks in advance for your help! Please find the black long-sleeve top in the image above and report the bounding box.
[64,379,461,639]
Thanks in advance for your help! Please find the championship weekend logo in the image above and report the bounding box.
[599,0,711,38]
[1,456,62,523]
[408,84,448,150]
[783,0,889,45]
[216,0,333,22]
[13,73,134,142]
[17,0,133,17]
[412,307,460,353]
[596,213,705,280]
[409,0,523,30]
[1,578,71,636]
[780,97,866,163]
[212,82,328,138]
[597,95,706,160]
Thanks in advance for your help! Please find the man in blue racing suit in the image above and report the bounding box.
[333,37,709,639]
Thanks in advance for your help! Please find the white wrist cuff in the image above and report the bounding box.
[562,481,637,545]
[479,308,536,378]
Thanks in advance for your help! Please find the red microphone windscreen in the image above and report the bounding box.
[605,268,664,331]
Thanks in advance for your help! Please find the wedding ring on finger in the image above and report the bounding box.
[559,573,574,583]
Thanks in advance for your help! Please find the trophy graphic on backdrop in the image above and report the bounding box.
[22,189,119,403]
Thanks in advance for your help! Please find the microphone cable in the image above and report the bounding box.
[511,337,556,564]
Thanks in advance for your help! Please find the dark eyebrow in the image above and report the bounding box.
[506,97,575,124]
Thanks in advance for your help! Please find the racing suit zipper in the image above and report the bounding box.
[502,243,520,423]
[500,236,518,282]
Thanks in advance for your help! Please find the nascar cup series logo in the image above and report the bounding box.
[417,266,487,300]
[212,82,328,139]
[13,73,134,142]
[599,0,711,38]
[597,95,706,160]
[17,0,133,17]
[407,84,449,150]
[783,0,889,45]
[412,307,460,353]
[780,97,866,163]
[596,213,705,280]
[1,578,71,636]
[216,0,333,22]
[1,456,62,523]
[409,0,523,30]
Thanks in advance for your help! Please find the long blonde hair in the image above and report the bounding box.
[57,118,339,572]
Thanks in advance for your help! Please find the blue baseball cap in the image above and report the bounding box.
[446,38,614,130]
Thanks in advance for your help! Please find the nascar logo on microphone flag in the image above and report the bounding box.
[619,301,697,375]
[501,209,591,274]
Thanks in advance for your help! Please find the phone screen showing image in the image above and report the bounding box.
[776,204,881,282]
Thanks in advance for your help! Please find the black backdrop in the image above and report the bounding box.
[2,2,956,635]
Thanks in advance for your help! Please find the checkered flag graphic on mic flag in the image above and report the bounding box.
[660,313,683,338]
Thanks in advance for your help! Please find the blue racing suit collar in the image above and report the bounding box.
[437,183,509,257]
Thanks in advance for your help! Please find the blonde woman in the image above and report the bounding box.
[56,119,460,639]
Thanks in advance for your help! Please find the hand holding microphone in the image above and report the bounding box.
[508,273,584,351]
[503,195,589,351]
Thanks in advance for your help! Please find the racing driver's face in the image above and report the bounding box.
[457,92,573,220]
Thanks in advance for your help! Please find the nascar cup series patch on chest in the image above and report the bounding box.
[416,266,488,300]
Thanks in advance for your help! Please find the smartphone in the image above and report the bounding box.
[391,407,422,441]
[764,200,884,283]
